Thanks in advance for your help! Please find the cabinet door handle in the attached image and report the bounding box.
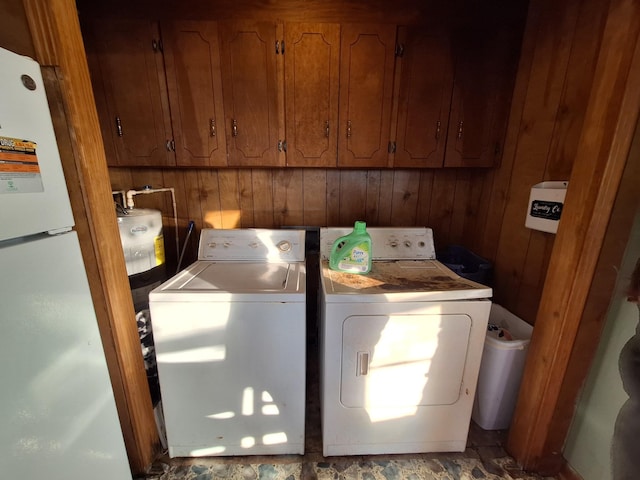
[166,140,172,151]
[325,120,330,138]
[232,119,238,137]
[275,40,280,55]
[210,118,216,137]
[435,120,441,140]
[115,116,123,137]
[347,120,352,138]
[457,121,464,139]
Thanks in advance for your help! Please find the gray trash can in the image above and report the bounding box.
[472,304,533,430]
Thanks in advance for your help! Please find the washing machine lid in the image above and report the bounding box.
[150,260,305,302]
[321,259,491,303]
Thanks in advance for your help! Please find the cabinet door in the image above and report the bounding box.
[162,21,227,167]
[393,28,454,168]
[444,26,521,168]
[284,23,340,167]
[84,19,174,167]
[338,24,397,168]
[219,21,283,167]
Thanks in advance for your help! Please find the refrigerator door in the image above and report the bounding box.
[0,232,132,479]
[0,47,74,241]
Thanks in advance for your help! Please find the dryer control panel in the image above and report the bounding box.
[198,228,305,262]
[320,227,435,260]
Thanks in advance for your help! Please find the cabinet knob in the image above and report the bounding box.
[210,118,216,137]
[232,119,238,137]
[457,121,464,139]
[347,120,352,138]
[435,120,441,140]
[325,120,330,138]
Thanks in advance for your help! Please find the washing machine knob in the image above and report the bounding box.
[208,242,217,248]
[389,240,398,248]
[277,240,292,252]
[405,240,412,247]
[249,242,259,248]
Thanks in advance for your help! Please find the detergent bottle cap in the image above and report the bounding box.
[353,221,367,234]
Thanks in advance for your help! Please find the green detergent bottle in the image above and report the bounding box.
[329,221,372,274]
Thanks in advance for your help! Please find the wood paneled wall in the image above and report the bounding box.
[109,167,478,268]
[459,0,609,324]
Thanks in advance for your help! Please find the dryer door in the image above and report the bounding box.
[340,313,472,408]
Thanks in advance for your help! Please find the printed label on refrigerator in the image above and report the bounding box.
[0,136,44,194]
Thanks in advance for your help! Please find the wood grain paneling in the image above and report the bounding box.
[337,170,368,225]
[491,0,582,318]
[108,166,487,241]
[376,170,395,225]
[388,170,420,226]
[273,169,304,225]
[0,1,35,56]
[302,169,327,226]
[76,0,444,26]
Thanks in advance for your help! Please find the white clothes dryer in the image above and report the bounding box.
[319,227,492,456]
[149,228,306,457]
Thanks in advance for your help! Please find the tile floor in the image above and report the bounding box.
[142,427,554,480]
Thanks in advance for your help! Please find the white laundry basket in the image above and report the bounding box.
[472,304,533,430]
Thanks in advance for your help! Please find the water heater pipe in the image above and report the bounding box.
[126,187,179,265]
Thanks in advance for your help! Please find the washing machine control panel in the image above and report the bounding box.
[198,228,305,262]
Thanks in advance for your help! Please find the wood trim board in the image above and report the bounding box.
[21,0,160,472]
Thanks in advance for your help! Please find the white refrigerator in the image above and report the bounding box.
[0,47,132,478]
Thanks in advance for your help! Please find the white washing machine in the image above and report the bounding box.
[149,228,306,457]
[319,227,492,456]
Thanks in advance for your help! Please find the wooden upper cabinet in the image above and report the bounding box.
[82,19,174,167]
[284,23,340,167]
[393,27,454,168]
[219,21,283,167]
[338,24,397,168]
[444,23,521,168]
[162,21,227,167]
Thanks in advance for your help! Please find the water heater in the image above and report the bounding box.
[117,208,165,276]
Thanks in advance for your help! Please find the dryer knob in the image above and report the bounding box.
[208,242,217,248]
[249,242,259,249]
[405,240,412,247]
[389,240,398,248]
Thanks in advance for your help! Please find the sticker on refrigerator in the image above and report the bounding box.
[0,136,44,194]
